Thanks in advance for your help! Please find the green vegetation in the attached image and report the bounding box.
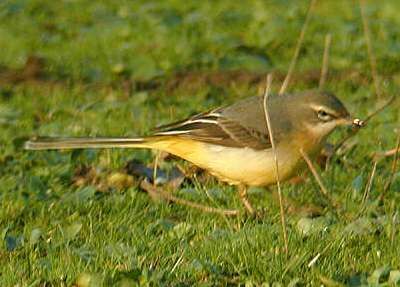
[1,0,399,285]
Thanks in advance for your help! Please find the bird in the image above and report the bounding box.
[25,90,362,214]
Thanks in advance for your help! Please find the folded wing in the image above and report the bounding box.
[154,109,271,150]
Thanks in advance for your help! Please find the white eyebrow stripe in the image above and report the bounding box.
[309,104,338,116]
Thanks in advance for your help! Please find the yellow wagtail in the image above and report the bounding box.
[25,90,363,214]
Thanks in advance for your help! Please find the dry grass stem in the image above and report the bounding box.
[140,180,239,216]
[356,161,378,217]
[319,33,332,90]
[263,74,289,254]
[390,211,398,246]
[299,148,338,210]
[193,175,219,207]
[300,149,329,196]
[362,161,378,205]
[363,96,395,123]
[359,0,382,98]
[376,147,400,158]
[307,253,321,268]
[279,0,317,95]
[153,150,161,186]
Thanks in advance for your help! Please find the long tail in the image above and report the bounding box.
[24,136,155,150]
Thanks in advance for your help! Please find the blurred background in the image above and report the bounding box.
[1,0,400,286]
[1,1,399,134]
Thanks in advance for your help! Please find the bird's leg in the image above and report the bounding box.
[238,185,255,215]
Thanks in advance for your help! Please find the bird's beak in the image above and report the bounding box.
[338,116,365,128]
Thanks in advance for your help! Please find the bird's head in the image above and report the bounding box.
[282,90,363,145]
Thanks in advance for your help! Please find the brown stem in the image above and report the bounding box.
[140,180,239,216]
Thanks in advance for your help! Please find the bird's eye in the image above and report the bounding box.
[317,110,333,122]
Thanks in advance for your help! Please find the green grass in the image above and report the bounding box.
[1,0,400,285]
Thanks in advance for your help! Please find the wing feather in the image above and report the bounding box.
[154,109,271,150]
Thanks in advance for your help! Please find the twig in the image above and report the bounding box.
[140,180,239,216]
[375,146,400,159]
[359,0,382,98]
[363,96,395,123]
[300,149,329,196]
[334,95,395,153]
[263,74,288,254]
[381,134,400,199]
[299,148,338,210]
[319,33,332,90]
[279,0,317,95]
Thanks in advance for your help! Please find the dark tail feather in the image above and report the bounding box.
[24,137,150,150]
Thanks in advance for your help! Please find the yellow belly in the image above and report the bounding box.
[148,138,304,186]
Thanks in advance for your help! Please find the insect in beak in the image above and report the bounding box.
[352,118,365,128]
